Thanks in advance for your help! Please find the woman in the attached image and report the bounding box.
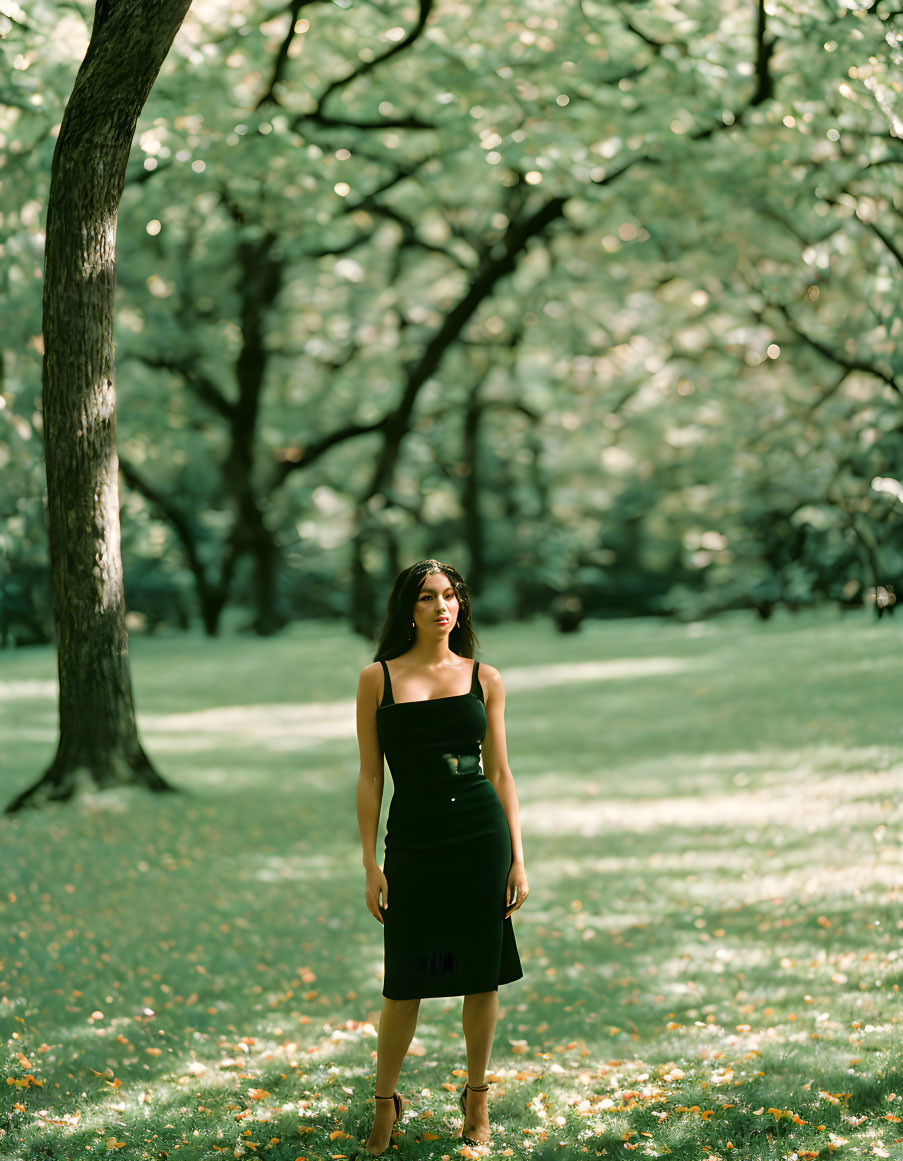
[356,558,529,1156]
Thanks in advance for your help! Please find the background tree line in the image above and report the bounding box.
[2,0,901,648]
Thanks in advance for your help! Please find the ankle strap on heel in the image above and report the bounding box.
[465,1082,489,1092]
[375,1092,397,1099]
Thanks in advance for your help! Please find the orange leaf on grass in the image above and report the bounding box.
[8,1075,42,1089]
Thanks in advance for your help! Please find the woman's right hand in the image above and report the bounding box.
[365,864,389,924]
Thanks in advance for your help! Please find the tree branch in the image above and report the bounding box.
[615,3,682,52]
[751,0,776,106]
[269,416,389,488]
[769,299,901,397]
[125,353,235,418]
[299,0,436,131]
[118,456,210,594]
[366,203,475,270]
[865,218,903,271]
[255,0,325,110]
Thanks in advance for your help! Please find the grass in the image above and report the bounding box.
[1,607,902,1161]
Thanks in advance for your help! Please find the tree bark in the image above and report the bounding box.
[461,381,485,596]
[6,0,192,813]
[224,226,286,636]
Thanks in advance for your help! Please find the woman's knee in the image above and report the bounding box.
[384,996,421,1013]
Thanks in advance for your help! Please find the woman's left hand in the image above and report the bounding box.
[505,863,529,919]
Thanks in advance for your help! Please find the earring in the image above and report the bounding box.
[456,619,460,627]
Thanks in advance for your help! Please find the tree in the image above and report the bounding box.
[6,0,193,811]
[3,0,900,641]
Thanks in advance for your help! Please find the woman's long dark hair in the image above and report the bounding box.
[373,559,480,661]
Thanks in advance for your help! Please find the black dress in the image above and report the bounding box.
[376,657,523,1000]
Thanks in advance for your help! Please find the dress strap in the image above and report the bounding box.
[379,659,395,708]
[471,659,483,702]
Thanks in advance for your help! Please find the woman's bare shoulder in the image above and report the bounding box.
[476,661,503,696]
[358,661,383,687]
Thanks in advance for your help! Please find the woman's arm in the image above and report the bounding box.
[480,665,525,867]
[356,663,385,870]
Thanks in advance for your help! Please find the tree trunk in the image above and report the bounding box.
[349,518,379,639]
[221,224,286,635]
[461,384,485,595]
[6,0,192,813]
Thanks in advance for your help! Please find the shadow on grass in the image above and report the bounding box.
[3,612,903,1158]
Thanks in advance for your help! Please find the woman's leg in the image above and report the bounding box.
[460,989,499,1141]
[365,996,421,1155]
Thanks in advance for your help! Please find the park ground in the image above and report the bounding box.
[1,609,902,1161]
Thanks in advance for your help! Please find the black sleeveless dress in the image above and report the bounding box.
[376,657,523,1000]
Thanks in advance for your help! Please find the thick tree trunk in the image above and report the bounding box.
[6,0,192,813]
[461,385,485,595]
[349,519,379,639]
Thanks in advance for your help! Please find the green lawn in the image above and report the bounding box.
[1,609,902,1161]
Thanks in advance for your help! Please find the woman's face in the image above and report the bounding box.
[412,571,460,637]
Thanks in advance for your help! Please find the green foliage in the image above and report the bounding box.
[2,0,901,634]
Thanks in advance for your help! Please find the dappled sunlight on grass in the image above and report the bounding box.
[520,764,901,834]
[502,656,698,690]
[0,679,57,698]
[141,701,357,751]
[1,655,698,758]
[3,611,903,1159]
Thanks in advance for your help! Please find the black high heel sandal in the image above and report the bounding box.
[459,1082,490,1144]
[374,1090,404,1125]
[367,1092,403,1156]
